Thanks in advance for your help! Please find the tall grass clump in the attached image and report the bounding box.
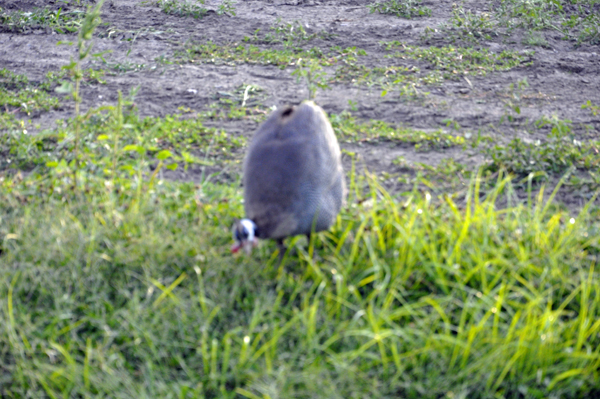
[1,159,600,397]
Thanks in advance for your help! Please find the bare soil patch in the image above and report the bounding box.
[1,0,599,206]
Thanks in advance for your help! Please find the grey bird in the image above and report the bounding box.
[231,101,346,256]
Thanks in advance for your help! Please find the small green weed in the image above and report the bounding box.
[500,77,530,122]
[177,41,362,70]
[522,30,551,47]
[204,84,270,121]
[575,13,600,44]
[0,113,26,132]
[427,0,599,46]
[342,41,533,94]
[0,69,60,115]
[178,42,320,68]
[441,5,496,42]
[367,0,432,19]
[0,128,56,171]
[0,103,244,175]
[330,111,465,150]
[101,59,148,74]
[292,59,330,100]
[156,0,207,19]
[46,68,107,85]
[485,117,600,179]
[582,100,600,116]
[414,157,473,190]
[0,6,85,33]
[334,63,423,87]
[497,0,563,32]
[497,0,600,44]
[217,0,236,16]
[392,156,472,191]
[383,42,532,83]
[244,20,330,47]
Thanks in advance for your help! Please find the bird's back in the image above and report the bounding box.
[243,101,345,239]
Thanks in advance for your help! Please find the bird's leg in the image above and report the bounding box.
[276,238,287,261]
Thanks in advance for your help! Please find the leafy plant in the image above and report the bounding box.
[576,13,600,44]
[178,41,324,69]
[582,100,600,116]
[203,84,270,121]
[292,59,330,100]
[485,117,600,179]
[217,0,236,16]
[0,69,60,115]
[387,42,532,80]
[330,111,465,150]
[0,6,85,33]
[441,5,497,42]
[522,30,551,47]
[156,0,207,18]
[368,0,432,19]
[54,0,105,180]
[244,20,325,47]
[497,0,564,31]
[497,0,600,44]
[500,77,530,122]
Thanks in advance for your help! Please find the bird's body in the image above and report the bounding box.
[232,101,345,254]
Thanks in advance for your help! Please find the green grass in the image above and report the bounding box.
[2,127,600,397]
[2,70,599,398]
[0,6,85,33]
[582,100,600,116]
[386,42,533,79]
[173,38,529,99]
[334,43,531,94]
[2,97,600,399]
[202,84,272,121]
[0,69,60,116]
[484,117,600,182]
[431,0,600,45]
[243,20,333,47]
[331,111,466,151]
[176,41,363,70]
[157,0,208,19]
[441,5,498,42]
[522,30,551,48]
[0,113,24,132]
[0,68,106,118]
[367,0,432,19]
[156,0,236,18]
[0,104,244,175]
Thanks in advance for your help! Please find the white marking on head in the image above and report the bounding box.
[240,219,256,242]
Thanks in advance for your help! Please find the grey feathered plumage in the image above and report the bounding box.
[243,101,346,241]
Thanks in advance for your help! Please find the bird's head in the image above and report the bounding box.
[231,219,258,255]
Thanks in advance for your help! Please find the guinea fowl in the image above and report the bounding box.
[231,101,346,256]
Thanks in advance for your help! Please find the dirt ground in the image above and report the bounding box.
[1,0,599,205]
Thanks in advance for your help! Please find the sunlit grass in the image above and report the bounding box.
[330,110,465,151]
[1,83,599,397]
[1,153,600,397]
